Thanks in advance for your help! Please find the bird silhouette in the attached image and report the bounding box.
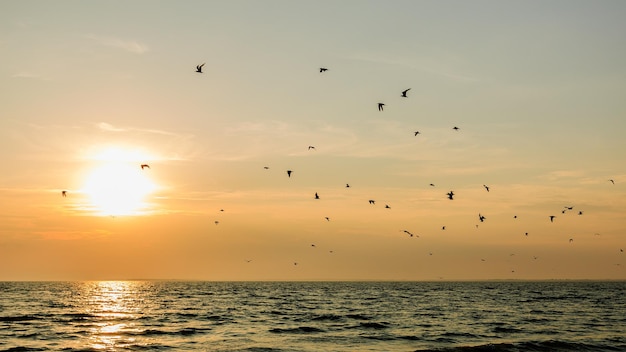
[429,183,435,187]
[385,204,391,209]
[447,191,454,200]
[401,88,411,97]
[483,184,490,192]
[442,226,446,230]
[346,183,350,188]
[578,211,584,215]
[264,166,270,169]
[479,213,486,222]
[308,146,316,150]
[141,164,150,169]
[325,217,330,221]
[414,131,420,136]
[196,63,205,73]
[287,170,292,177]
[61,190,67,197]
[369,200,375,205]
[319,67,328,73]
[315,192,320,199]
[453,126,460,131]
[549,215,556,222]
[609,179,615,184]
[569,238,574,243]
[378,103,385,111]
[403,230,417,237]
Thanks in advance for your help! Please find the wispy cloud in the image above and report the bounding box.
[84,34,149,54]
[346,52,480,82]
[96,122,185,137]
[96,122,127,132]
[12,71,48,80]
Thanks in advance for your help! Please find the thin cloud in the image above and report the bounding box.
[347,52,480,82]
[84,34,149,54]
[12,71,44,79]
[97,122,127,132]
[96,121,189,137]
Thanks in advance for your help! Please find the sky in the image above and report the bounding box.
[1,0,625,281]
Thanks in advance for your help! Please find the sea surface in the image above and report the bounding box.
[0,281,624,351]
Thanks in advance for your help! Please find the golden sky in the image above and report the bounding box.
[1,0,625,281]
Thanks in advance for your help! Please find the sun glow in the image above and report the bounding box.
[82,148,157,216]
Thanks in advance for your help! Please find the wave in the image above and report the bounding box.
[413,340,626,352]
[269,326,325,334]
[0,315,43,322]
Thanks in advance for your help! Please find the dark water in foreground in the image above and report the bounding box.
[0,281,624,351]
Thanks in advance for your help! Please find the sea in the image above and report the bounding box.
[0,281,624,352]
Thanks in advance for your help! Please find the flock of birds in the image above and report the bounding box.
[59,63,623,277]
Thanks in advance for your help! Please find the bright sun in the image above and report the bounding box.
[82,148,157,216]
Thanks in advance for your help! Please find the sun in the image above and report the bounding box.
[81,148,157,216]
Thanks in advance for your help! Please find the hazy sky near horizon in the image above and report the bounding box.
[1,0,625,281]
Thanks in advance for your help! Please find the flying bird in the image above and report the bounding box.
[319,67,328,73]
[314,192,320,199]
[263,166,270,169]
[61,190,67,197]
[403,230,417,237]
[308,146,316,150]
[141,164,150,169]
[414,131,420,136]
[569,238,574,243]
[346,183,350,188]
[609,179,615,184]
[479,213,486,222]
[385,204,391,209]
[196,63,205,73]
[429,183,435,187]
[401,88,411,97]
[325,217,330,221]
[483,184,490,192]
[549,215,556,222]
[287,170,292,177]
[368,200,375,205]
[378,103,385,111]
[578,211,584,215]
[453,126,460,131]
[447,191,455,200]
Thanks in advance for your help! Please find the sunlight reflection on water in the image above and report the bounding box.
[86,281,141,350]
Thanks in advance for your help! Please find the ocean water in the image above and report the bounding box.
[0,281,624,352]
